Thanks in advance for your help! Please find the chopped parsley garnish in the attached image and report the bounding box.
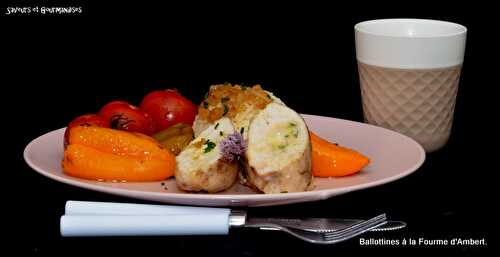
[219,131,224,136]
[203,101,209,109]
[214,123,219,129]
[221,96,230,103]
[240,127,244,135]
[289,123,299,138]
[222,104,229,116]
[204,92,209,100]
[203,140,216,153]
[240,84,248,91]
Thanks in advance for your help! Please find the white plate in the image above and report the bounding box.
[24,114,425,207]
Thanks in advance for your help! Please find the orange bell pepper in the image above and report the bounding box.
[310,132,370,177]
[62,126,175,181]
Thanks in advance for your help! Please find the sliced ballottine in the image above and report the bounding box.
[244,103,313,193]
[192,85,284,139]
[175,117,239,193]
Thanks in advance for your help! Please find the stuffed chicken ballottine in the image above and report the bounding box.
[175,83,313,193]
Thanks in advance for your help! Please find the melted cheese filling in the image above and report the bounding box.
[247,103,309,175]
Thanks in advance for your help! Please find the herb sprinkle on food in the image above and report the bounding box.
[203,139,216,153]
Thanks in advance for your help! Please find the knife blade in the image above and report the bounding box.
[242,216,406,232]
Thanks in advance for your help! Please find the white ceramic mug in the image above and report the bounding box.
[355,19,467,152]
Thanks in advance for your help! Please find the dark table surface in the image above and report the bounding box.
[3,2,493,256]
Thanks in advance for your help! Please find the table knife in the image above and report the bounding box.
[61,201,406,237]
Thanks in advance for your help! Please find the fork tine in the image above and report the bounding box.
[320,221,388,244]
[275,219,387,245]
[322,216,387,240]
[321,213,386,237]
[323,218,386,240]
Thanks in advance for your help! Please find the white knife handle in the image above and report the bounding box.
[65,201,229,216]
[60,213,230,237]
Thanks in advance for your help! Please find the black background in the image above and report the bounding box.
[3,2,494,256]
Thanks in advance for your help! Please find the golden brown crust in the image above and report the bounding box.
[197,83,273,123]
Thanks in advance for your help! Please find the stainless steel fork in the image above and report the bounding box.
[243,213,388,244]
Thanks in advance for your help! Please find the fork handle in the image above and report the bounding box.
[60,213,230,237]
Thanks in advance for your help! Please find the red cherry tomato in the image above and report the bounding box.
[64,114,109,147]
[140,89,197,132]
[98,100,154,135]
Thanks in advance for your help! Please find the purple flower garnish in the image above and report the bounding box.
[220,132,246,162]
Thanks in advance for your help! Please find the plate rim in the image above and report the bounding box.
[23,114,426,203]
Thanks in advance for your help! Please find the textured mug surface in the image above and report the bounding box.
[355,19,466,152]
[358,62,461,152]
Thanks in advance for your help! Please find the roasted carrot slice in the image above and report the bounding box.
[310,132,370,177]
